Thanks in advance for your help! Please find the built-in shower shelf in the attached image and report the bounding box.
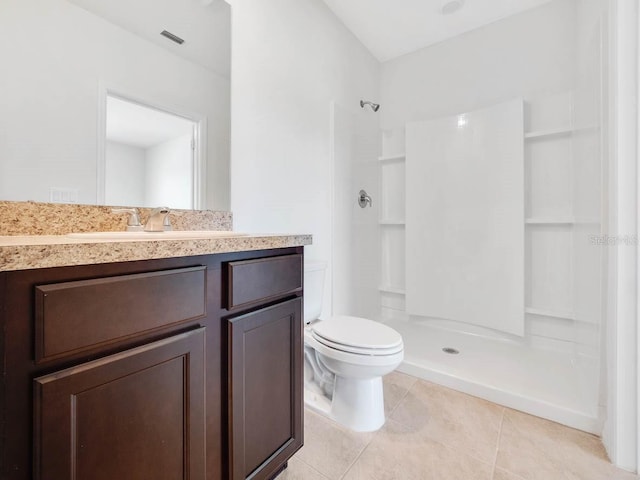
[525,218,575,225]
[525,307,575,320]
[379,285,406,295]
[524,217,600,225]
[573,217,601,225]
[524,127,573,139]
[524,125,600,140]
[379,219,406,225]
[378,154,406,163]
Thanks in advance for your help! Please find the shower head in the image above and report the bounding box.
[360,100,380,112]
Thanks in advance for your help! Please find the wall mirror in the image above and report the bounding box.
[0,0,231,210]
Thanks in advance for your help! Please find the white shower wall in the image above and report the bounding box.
[405,99,526,337]
[379,0,587,351]
[331,103,381,320]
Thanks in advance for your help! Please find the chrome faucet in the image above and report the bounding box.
[144,207,172,232]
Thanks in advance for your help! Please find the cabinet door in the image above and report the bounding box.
[33,328,206,480]
[227,298,303,480]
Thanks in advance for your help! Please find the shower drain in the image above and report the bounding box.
[442,347,460,355]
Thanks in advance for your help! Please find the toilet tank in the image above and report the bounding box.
[304,261,327,322]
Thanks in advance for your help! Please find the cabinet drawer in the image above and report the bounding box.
[226,255,302,310]
[35,266,206,363]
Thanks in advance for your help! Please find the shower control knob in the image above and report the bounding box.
[358,190,372,208]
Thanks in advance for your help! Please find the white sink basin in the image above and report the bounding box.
[67,230,247,240]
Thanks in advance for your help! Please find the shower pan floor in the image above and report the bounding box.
[381,318,601,434]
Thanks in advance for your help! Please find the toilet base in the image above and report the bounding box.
[304,373,387,432]
[331,376,385,432]
[304,386,332,415]
[304,379,386,432]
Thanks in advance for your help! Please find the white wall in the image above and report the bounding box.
[380,0,576,131]
[105,141,145,206]
[0,0,230,210]
[604,0,639,471]
[229,0,380,316]
[331,104,357,316]
[145,134,193,209]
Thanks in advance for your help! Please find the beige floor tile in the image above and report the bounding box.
[493,467,527,480]
[343,419,493,480]
[295,409,374,480]
[389,379,504,463]
[277,457,330,480]
[294,375,636,480]
[383,371,418,415]
[496,409,639,480]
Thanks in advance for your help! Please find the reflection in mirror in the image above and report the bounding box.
[105,95,198,209]
[0,0,230,210]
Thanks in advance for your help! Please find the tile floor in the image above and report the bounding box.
[280,372,639,480]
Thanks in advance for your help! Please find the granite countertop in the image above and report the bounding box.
[0,233,312,272]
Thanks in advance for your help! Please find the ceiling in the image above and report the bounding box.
[68,0,230,77]
[106,96,194,149]
[67,0,554,75]
[321,0,554,62]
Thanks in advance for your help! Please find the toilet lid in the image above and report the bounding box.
[311,316,403,355]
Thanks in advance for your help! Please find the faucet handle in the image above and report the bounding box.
[111,208,143,232]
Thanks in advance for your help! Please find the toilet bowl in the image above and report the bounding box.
[304,262,404,432]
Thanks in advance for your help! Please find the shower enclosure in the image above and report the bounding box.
[332,0,608,434]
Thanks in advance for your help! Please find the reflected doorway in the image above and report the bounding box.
[101,94,203,209]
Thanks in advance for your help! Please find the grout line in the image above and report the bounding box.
[289,453,330,478]
[338,432,376,480]
[338,378,418,480]
[491,409,506,479]
[387,380,416,418]
[298,458,331,480]
[385,378,424,426]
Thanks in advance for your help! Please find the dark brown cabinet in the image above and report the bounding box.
[0,247,304,480]
[227,299,303,480]
[34,328,206,480]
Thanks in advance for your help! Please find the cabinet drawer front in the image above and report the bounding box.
[35,266,206,363]
[227,254,302,310]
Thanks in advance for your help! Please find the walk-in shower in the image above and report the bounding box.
[333,0,607,436]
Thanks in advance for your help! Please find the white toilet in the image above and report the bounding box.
[304,261,404,432]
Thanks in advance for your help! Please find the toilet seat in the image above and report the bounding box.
[310,316,403,356]
[311,333,404,356]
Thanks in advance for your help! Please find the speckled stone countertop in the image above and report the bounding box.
[0,201,311,272]
[0,233,312,272]
[0,201,233,235]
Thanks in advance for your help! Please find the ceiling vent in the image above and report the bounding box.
[441,0,465,15]
[160,30,185,45]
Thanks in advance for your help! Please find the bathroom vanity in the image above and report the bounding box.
[0,227,311,480]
